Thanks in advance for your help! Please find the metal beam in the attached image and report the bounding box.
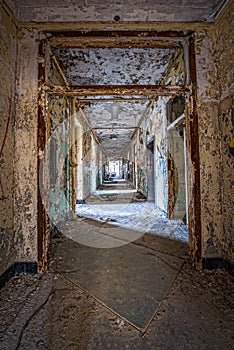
[78,107,100,145]
[51,55,69,87]
[48,30,193,39]
[94,127,137,130]
[75,97,152,103]
[50,38,182,49]
[131,100,155,140]
[46,84,188,96]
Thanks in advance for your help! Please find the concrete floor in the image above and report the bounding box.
[0,186,233,349]
[0,237,233,350]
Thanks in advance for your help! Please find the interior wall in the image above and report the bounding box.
[136,132,147,196]
[75,120,84,202]
[74,109,100,200]
[167,126,186,220]
[48,95,71,226]
[0,3,17,275]
[167,97,186,221]
[196,0,234,266]
[154,98,168,213]
[214,0,234,264]
[14,28,38,264]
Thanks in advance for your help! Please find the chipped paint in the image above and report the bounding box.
[14,28,39,264]
[0,0,233,277]
[196,0,234,265]
[0,2,17,275]
[53,47,178,86]
[4,0,227,23]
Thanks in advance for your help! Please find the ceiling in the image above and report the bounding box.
[5,0,228,159]
[5,0,228,23]
[52,45,181,159]
[53,47,178,86]
[79,98,151,159]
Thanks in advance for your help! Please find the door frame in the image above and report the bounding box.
[37,30,201,270]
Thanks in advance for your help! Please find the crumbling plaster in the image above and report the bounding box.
[0,0,233,275]
[214,0,234,263]
[14,28,39,263]
[195,0,234,263]
[4,0,227,23]
[48,95,71,226]
[0,2,17,275]
[54,47,177,86]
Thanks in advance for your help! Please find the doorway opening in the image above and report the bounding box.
[38,30,201,270]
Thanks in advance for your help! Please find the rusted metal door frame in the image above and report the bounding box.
[37,30,202,271]
[186,35,202,269]
[37,37,51,273]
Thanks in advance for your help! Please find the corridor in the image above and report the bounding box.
[0,0,234,349]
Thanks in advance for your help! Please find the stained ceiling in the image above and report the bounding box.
[53,47,179,86]
[52,44,180,159]
[5,0,228,23]
[5,0,228,159]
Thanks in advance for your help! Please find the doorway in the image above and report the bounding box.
[37,30,201,270]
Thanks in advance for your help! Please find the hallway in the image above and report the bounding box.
[0,0,234,349]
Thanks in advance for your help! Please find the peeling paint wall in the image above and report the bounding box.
[214,0,234,264]
[1,0,233,275]
[14,28,38,263]
[154,98,168,213]
[196,0,234,264]
[0,3,17,275]
[195,28,222,260]
[74,108,101,200]
[48,95,71,226]
[167,96,186,220]
[160,48,185,85]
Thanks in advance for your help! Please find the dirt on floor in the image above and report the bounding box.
[0,232,233,350]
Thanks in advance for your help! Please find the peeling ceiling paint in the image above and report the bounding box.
[52,44,181,159]
[53,47,178,86]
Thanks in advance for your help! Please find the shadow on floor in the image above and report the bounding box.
[52,220,187,329]
[0,222,233,350]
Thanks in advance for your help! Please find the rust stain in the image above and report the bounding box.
[50,39,182,49]
[47,84,189,96]
[188,34,202,269]
[37,38,50,272]
[48,30,193,39]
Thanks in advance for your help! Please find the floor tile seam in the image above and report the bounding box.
[57,272,145,333]
[141,260,186,336]
[130,240,188,262]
